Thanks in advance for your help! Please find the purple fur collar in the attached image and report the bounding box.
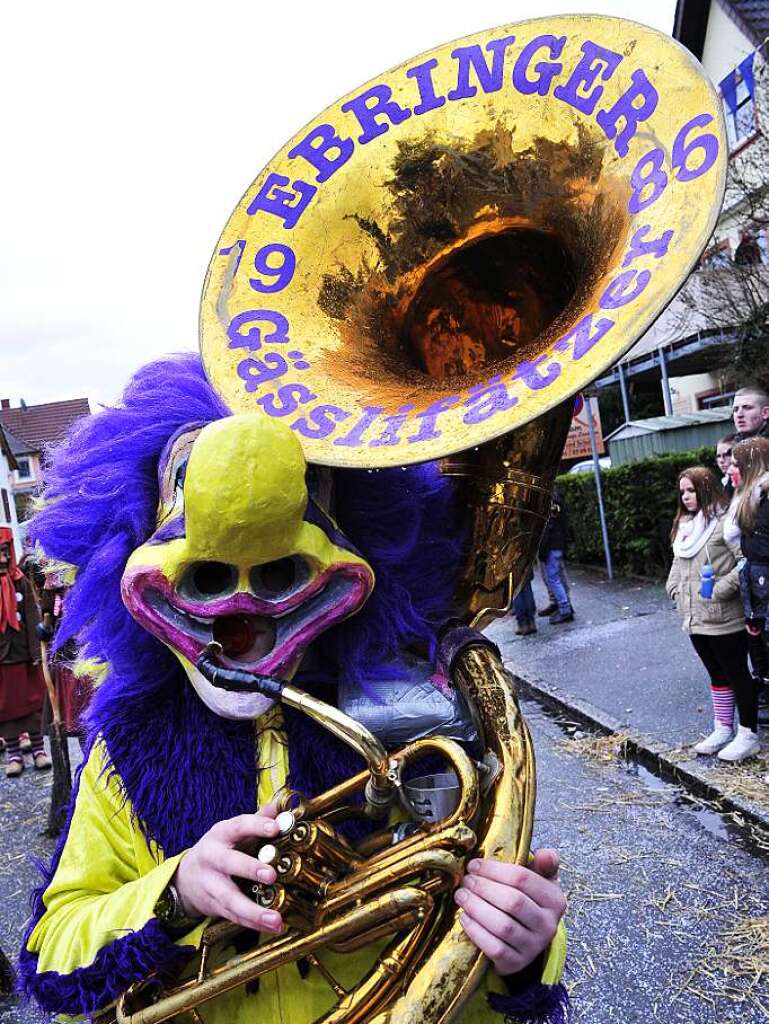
[85,664,367,857]
[489,980,570,1022]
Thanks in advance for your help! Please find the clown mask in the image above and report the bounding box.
[121,415,374,719]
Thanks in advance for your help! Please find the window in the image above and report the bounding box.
[1,488,10,523]
[699,390,735,410]
[721,64,756,151]
[16,457,30,479]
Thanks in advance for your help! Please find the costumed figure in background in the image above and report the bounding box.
[0,528,51,778]
[18,15,727,1024]
[39,564,93,747]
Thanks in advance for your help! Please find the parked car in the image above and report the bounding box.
[567,457,612,474]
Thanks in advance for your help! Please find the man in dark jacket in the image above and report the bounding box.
[732,387,769,442]
[538,487,575,625]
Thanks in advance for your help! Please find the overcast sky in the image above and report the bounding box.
[1,0,677,410]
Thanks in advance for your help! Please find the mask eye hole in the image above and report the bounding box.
[181,561,237,600]
[250,556,308,598]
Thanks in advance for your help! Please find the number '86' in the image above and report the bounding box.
[628,113,720,215]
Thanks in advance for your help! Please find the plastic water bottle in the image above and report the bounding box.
[700,564,715,599]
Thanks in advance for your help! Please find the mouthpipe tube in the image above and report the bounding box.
[196,647,284,698]
[196,644,393,806]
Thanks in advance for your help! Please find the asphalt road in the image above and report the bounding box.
[2,707,769,1024]
[487,565,766,753]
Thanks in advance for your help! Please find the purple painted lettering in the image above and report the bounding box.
[292,404,352,439]
[333,406,384,447]
[237,352,291,392]
[406,59,446,115]
[596,69,658,157]
[227,310,290,351]
[462,376,518,424]
[247,173,316,229]
[511,34,566,96]
[407,395,461,444]
[257,383,316,417]
[340,84,411,145]
[622,224,673,268]
[552,40,622,115]
[369,404,416,447]
[672,114,720,182]
[250,244,296,294]
[628,148,667,214]
[552,313,615,360]
[287,124,355,184]
[218,239,246,275]
[447,36,516,100]
[599,269,651,309]
[510,354,561,391]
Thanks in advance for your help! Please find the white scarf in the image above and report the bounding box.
[673,511,719,559]
[722,501,741,546]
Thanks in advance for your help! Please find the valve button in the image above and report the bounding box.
[276,810,296,834]
[257,844,277,864]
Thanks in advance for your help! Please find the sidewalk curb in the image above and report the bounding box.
[508,665,769,836]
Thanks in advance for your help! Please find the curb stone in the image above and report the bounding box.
[508,664,769,837]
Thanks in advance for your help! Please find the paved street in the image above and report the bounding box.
[488,565,769,825]
[2,705,769,1023]
[486,565,725,752]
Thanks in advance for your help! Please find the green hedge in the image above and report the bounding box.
[556,446,719,579]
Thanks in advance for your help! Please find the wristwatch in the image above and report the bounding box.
[154,882,201,934]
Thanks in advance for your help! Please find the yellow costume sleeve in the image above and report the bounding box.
[21,742,206,1018]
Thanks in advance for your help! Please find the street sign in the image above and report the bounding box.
[564,394,605,459]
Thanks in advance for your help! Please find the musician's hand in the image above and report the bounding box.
[174,805,283,933]
[454,849,566,976]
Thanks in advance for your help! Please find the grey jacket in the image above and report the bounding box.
[666,516,744,635]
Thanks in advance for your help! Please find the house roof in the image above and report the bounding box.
[0,398,90,451]
[724,0,769,48]
[605,407,733,441]
[0,423,35,457]
[0,427,18,473]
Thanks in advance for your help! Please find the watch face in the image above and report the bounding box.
[155,887,175,923]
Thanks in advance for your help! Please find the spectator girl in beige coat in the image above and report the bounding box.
[666,467,757,760]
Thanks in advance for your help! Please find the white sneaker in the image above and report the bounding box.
[693,724,734,755]
[717,726,760,762]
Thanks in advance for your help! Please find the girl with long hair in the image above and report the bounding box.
[666,467,757,759]
[730,437,769,763]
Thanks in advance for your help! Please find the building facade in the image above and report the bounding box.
[0,397,90,539]
[0,427,22,554]
[597,0,768,419]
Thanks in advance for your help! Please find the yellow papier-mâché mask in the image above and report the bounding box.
[121,415,374,720]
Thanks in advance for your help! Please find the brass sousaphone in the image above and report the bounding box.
[120,15,726,1024]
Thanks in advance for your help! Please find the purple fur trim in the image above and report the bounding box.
[87,673,259,855]
[320,464,466,686]
[437,626,500,676]
[18,922,194,1017]
[488,981,570,1023]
